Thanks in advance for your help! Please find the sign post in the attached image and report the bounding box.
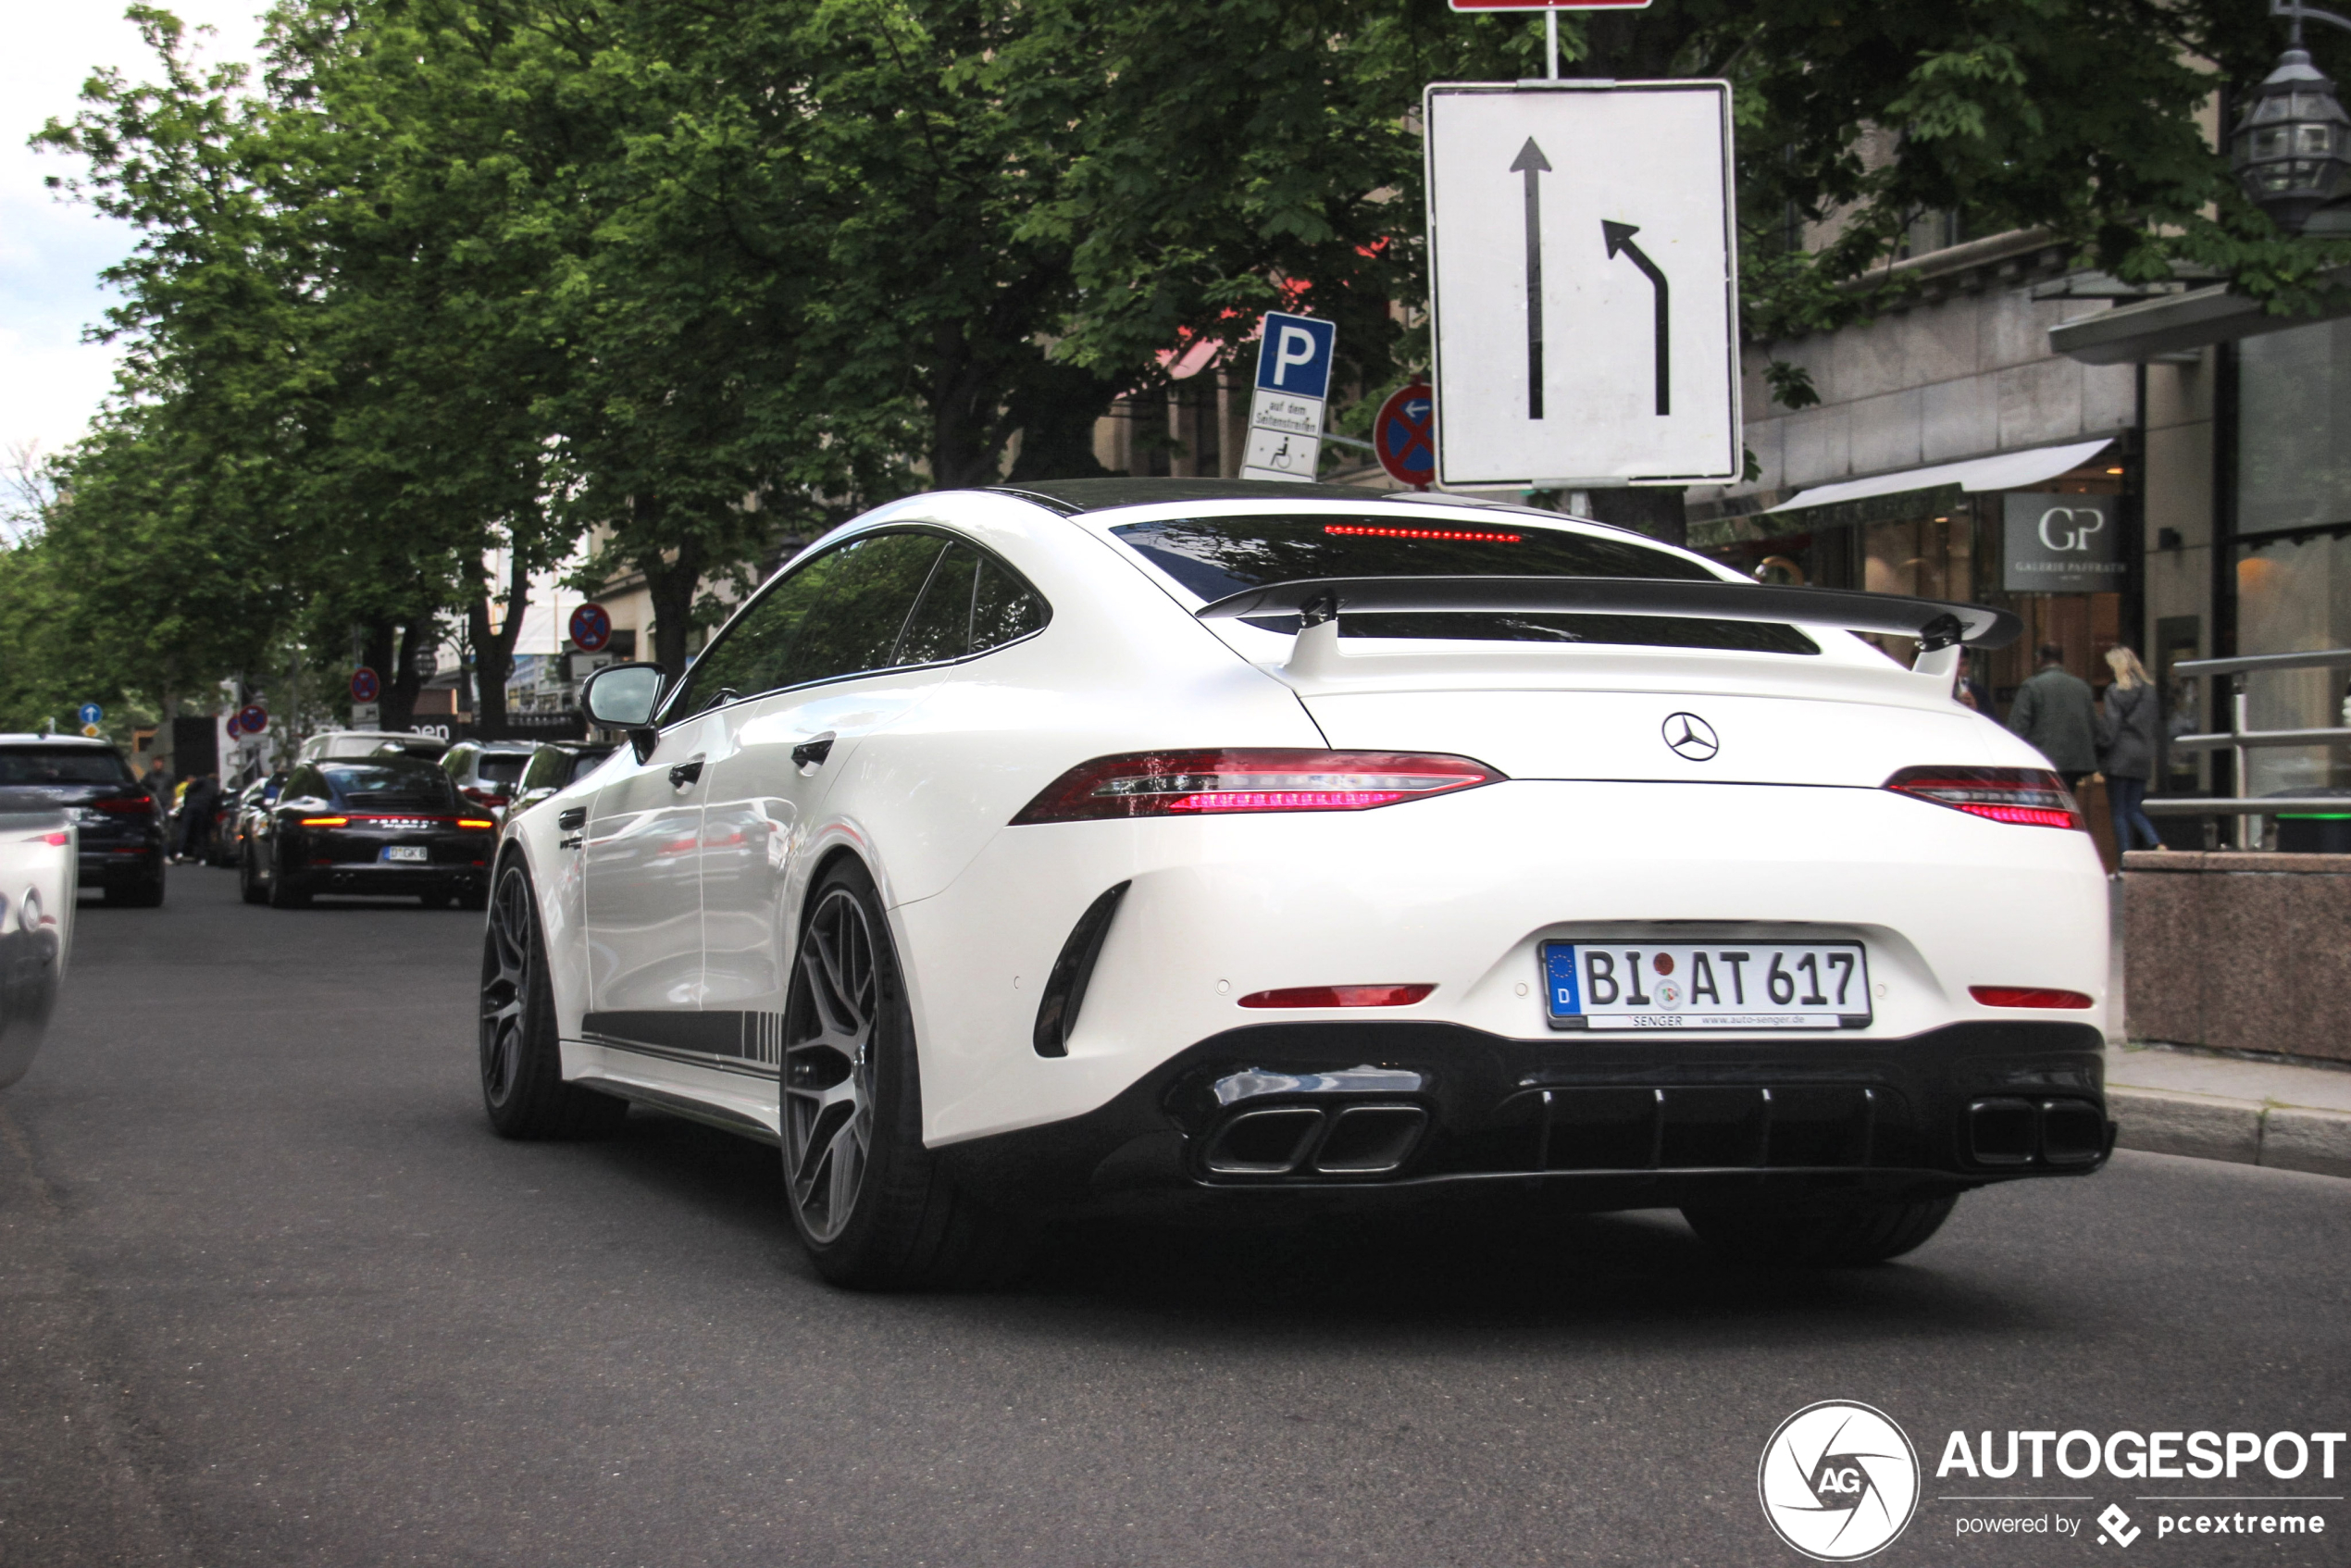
[1239,311,1337,483]
[1424,81,1739,489]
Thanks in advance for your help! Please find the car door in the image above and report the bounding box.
[698,530,968,1039]
[580,699,725,1042]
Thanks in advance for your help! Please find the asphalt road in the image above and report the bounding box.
[3,868,2345,1568]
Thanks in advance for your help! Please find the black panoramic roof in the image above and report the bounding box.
[985,478,1592,524]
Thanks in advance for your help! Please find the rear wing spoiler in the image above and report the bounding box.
[1193,575,2021,653]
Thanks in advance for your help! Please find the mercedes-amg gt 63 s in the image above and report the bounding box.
[481,479,2113,1288]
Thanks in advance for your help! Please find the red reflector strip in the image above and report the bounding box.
[1949,803,2080,829]
[1970,986,2096,1010]
[1012,749,1502,824]
[1323,523,1520,543]
[1238,984,1436,1009]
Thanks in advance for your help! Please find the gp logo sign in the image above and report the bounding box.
[2036,505,2107,553]
[1760,1400,1922,1561]
[2002,492,2122,591]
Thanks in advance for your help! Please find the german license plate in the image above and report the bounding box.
[1541,940,1870,1031]
[380,845,429,864]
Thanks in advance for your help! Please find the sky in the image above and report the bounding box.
[1,1,268,467]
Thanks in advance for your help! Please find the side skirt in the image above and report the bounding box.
[561,1035,781,1144]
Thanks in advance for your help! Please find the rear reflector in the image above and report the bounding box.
[1238,984,1435,1009]
[1970,986,2096,1009]
[1011,750,1502,824]
[1883,766,2083,830]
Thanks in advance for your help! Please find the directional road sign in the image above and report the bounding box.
[77,703,104,727]
[1424,81,1740,487]
[569,602,613,653]
[1240,311,1338,483]
[350,666,380,703]
[1374,384,1437,488]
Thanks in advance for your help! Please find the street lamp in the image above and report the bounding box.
[2233,1,2351,232]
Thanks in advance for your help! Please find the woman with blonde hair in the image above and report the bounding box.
[2099,647,2163,852]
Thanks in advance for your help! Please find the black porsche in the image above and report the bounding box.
[244,756,496,909]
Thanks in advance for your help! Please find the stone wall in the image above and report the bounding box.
[2121,851,2351,1064]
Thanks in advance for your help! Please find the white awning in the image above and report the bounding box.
[1762,438,2115,515]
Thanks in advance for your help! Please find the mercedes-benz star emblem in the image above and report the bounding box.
[1662,712,1720,762]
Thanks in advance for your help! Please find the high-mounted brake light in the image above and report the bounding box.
[1011,749,1504,825]
[1970,986,2096,1010]
[1322,523,1521,544]
[301,815,350,827]
[1238,984,1435,1009]
[1883,766,2083,830]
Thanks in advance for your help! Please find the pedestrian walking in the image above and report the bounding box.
[2007,642,2100,789]
[2098,647,2164,852]
[177,771,221,863]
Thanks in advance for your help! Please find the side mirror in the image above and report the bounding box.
[580,662,665,761]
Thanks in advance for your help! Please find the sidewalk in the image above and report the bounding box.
[2107,1041,2351,1177]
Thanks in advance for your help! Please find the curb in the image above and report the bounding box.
[2108,1087,2351,1178]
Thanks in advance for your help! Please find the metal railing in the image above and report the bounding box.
[2144,648,2351,846]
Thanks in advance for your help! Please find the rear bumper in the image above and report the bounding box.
[79,845,163,885]
[930,1019,2109,1220]
[301,864,486,895]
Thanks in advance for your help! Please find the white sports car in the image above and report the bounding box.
[483,479,2112,1288]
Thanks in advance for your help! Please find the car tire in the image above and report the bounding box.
[1681,1194,1959,1266]
[779,860,1029,1291]
[239,848,267,904]
[479,862,627,1139]
[267,844,310,908]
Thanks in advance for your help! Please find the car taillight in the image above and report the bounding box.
[1971,986,2095,1009]
[1011,749,1502,824]
[40,830,70,846]
[1883,766,2083,829]
[457,818,495,829]
[1238,984,1435,1008]
[302,816,350,827]
[90,796,154,815]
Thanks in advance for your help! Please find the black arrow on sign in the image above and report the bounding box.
[1601,220,1670,417]
[1511,137,1551,420]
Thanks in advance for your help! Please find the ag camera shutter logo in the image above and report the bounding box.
[1759,1400,1921,1561]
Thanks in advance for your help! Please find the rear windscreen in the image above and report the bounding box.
[0,747,134,785]
[476,753,529,785]
[1109,515,1814,654]
[566,749,616,784]
[322,763,457,809]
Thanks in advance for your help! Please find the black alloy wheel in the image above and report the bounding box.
[779,861,1027,1289]
[478,863,626,1139]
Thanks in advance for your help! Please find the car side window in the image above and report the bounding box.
[891,541,1050,666]
[669,531,948,720]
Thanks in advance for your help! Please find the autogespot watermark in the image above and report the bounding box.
[1759,1403,2345,1558]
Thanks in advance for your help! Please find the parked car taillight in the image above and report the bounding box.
[1882,766,2084,830]
[1011,749,1503,825]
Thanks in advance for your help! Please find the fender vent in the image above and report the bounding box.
[1032,881,1130,1057]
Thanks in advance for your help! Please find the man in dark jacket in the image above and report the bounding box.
[2007,643,2099,788]
[177,771,221,863]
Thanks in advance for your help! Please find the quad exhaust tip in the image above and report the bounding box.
[1202,1103,1429,1177]
[1967,1096,2105,1169]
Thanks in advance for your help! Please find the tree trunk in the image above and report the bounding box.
[359,621,395,725]
[1585,486,1688,550]
[467,547,531,740]
[383,620,428,733]
[633,497,706,684]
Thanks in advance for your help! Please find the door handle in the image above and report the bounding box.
[668,759,703,789]
[790,733,837,770]
[557,807,587,831]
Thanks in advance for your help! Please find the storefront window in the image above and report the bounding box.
[2234,532,2351,796]
[2239,320,2351,536]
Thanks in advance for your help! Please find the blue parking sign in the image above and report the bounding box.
[1253,312,1337,401]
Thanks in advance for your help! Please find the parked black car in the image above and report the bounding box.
[505,740,616,821]
[243,756,495,909]
[0,736,166,906]
[225,772,287,868]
